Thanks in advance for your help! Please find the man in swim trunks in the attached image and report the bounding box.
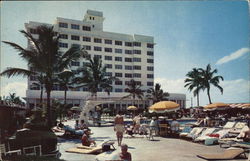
[114,111,125,146]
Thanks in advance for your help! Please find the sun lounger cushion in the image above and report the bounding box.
[197,147,244,160]
[234,122,247,129]
[223,122,236,129]
[186,127,205,139]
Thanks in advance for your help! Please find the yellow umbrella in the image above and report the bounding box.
[204,102,230,111]
[149,101,180,113]
[240,103,250,109]
[127,105,138,111]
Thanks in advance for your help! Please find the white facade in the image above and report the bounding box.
[25,10,186,109]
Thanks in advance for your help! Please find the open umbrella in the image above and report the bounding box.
[204,102,230,111]
[127,105,138,111]
[239,103,250,109]
[149,101,180,113]
[70,106,82,111]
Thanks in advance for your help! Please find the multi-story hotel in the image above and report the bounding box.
[25,10,186,110]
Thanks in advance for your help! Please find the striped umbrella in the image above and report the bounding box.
[149,101,180,113]
[204,102,230,111]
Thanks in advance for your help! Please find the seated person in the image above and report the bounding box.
[80,120,88,130]
[119,144,132,161]
[74,120,80,130]
[126,124,134,137]
[81,129,96,146]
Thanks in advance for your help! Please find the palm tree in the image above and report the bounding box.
[30,74,46,107]
[184,68,203,106]
[75,56,117,98]
[57,69,75,105]
[0,25,85,127]
[147,83,169,104]
[198,64,224,104]
[6,93,24,105]
[123,79,144,105]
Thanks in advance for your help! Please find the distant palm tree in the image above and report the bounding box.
[184,68,203,106]
[0,25,85,127]
[6,93,24,105]
[75,56,117,98]
[57,69,75,105]
[123,79,144,105]
[147,83,169,104]
[198,64,224,104]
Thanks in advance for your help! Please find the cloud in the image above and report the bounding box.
[216,48,250,65]
[155,77,249,107]
[1,82,27,98]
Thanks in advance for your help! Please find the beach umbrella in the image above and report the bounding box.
[149,101,180,113]
[127,105,138,111]
[70,106,81,111]
[239,103,250,109]
[203,102,230,111]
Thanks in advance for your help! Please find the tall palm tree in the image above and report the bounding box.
[0,25,85,127]
[31,74,46,107]
[75,56,117,98]
[184,68,203,106]
[123,79,144,105]
[198,64,224,104]
[147,83,169,104]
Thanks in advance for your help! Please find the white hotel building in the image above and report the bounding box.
[25,10,186,110]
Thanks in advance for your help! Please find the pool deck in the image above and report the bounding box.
[59,120,248,161]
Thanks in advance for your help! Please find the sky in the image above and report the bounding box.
[0,1,249,107]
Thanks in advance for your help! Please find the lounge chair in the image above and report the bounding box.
[185,127,206,140]
[197,147,246,160]
[203,129,231,145]
[222,121,237,129]
[219,126,249,148]
[194,128,219,142]
[179,126,193,138]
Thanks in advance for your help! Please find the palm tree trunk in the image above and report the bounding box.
[40,86,43,108]
[207,88,212,104]
[46,88,52,127]
[64,89,67,105]
[197,92,199,107]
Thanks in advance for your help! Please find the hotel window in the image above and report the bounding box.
[105,64,112,69]
[105,48,112,52]
[29,28,37,34]
[147,74,154,78]
[59,42,68,48]
[82,26,91,31]
[135,81,141,85]
[147,43,154,48]
[83,36,91,42]
[133,65,141,70]
[125,58,132,62]
[147,51,154,56]
[115,73,123,77]
[125,73,132,78]
[105,39,112,44]
[133,50,141,55]
[125,65,133,70]
[115,65,122,69]
[94,55,102,59]
[147,66,154,71]
[30,75,38,81]
[71,35,80,41]
[115,88,123,92]
[105,56,112,60]
[105,72,112,76]
[71,24,79,30]
[94,46,102,51]
[147,59,154,63]
[125,81,130,85]
[59,34,68,39]
[71,44,80,48]
[133,73,141,78]
[115,81,123,85]
[115,40,122,46]
[115,57,122,61]
[115,49,122,54]
[133,58,141,62]
[59,22,68,28]
[147,82,154,86]
[133,42,141,47]
[125,50,132,55]
[125,42,132,47]
[83,45,91,50]
[94,38,102,43]
[71,61,80,66]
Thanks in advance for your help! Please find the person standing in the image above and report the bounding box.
[114,111,125,146]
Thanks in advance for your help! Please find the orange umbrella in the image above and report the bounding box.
[149,101,180,113]
[204,102,230,111]
[240,103,250,109]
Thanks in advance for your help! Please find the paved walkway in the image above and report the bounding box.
[59,120,248,161]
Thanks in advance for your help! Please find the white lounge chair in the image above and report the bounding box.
[186,127,206,140]
[194,128,219,142]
